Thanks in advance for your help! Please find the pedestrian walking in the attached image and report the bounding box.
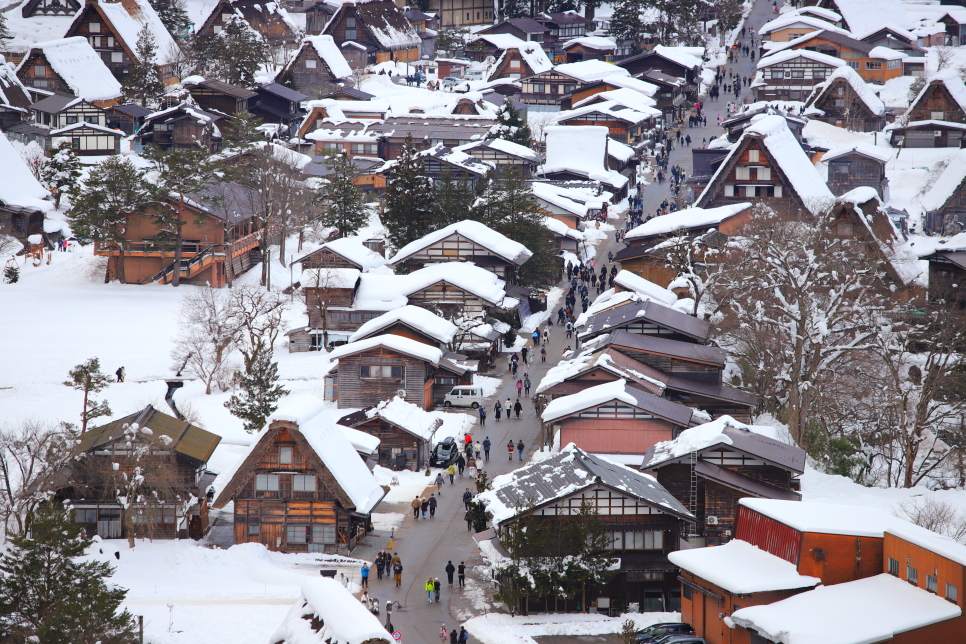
[446,560,456,585]
[361,563,370,588]
[411,496,421,519]
[457,453,466,477]
[115,366,125,382]
[393,561,403,587]
[517,440,524,461]
[458,562,466,587]
[474,441,482,459]
[507,440,515,460]
[516,379,523,396]
[566,321,573,338]
[513,399,523,419]
[524,377,531,397]
[467,455,477,478]
[478,403,487,425]
[463,488,473,510]
[376,552,386,580]
[426,577,435,601]
[434,578,441,602]
[421,497,429,518]
[505,398,512,417]
[441,625,449,644]
[429,493,438,517]
[459,627,469,644]
[435,473,444,494]
[451,629,459,644]
[464,509,473,531]
[483,437,491,460]
[494,400,502,421]
[540,346,546,362]
[521,347,529,365]
[448,463,456,484]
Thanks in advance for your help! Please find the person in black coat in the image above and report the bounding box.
[450,629,459,644]
[513,399,523,419]
[456,454,466,476]
[458,562,466,587]
[446,560,456,585]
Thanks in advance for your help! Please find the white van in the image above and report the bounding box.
[443,386,484,408]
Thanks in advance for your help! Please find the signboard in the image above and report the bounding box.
[392,631,402,641]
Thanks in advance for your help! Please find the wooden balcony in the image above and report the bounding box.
[95,232,260,259]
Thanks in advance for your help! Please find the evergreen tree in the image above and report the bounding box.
[121,25,164,107]
[63,357,112,433]
[142,144,221,286]
[382,135,433,257]
[0,504,135,644]
[3,264,19,284]
[225,348,288,432]
[69,156,153,284]
[560,499,618,612]
[148,0,190,35]
[608,0,645,43]
[486,99,533,147]
[432,167,476,229]
[212,17,266,87]
[0,11,11,47]
[40,140,82,209]
[313,151,369,236]
[473,167,558,288]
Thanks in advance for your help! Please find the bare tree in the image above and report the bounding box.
[230,285,288,372]
[299,267,351,350]
[0,421,73,536]
[897,497,966,543]
[655,231,725,317]
[936,46,955,71]
[171,287,242,394]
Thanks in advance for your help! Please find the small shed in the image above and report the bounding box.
[822,143,891,200]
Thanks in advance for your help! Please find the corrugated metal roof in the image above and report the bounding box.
[663,374,758,406]
[695,460,801,501]
[490,446,693,522]
[75,405,220,463]
[605,330,727,366]
[196,79,258,99]
[579,299,710,342]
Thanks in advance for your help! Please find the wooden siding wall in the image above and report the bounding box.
[406,282,489,319]
[883,532,966,613]
[301,247,361,270]
[827,156,886,198]
[797,532,884,585]
[909,83,966,123]
[812,78,883,132]
[336,348,431,409]
[560,417,675,455]
[353,417,429,470]
[66,5,133,79]
[404,233,511,276]
[288,46,342,95]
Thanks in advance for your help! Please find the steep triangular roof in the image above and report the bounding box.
[323,0,419,51]
[908,70,966,120]
[65,0,179,66]
[804,65,885,117]
[76,405,221,464]
[19,37,122,102]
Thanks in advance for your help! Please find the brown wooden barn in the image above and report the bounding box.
[186,79,257,116]
[641,418,805,548]
[59,405,221,540]
[905,73,966,124]
[213,403,385,554]
[278,35,353,97]
[322,1,420,65]
[803,66,886,132]
[134,103,223,153]
[487,44,552,82]
[196,0,300,53]
[478,445,695,613]
[542,379,699,457]
[94,180,263,286]
[338,396,474,470]
[822,144,891,200]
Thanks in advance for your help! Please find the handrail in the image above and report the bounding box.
[149,244,219,283]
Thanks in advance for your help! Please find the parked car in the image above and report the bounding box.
[636,624,695,644]
[442,76,463,87]
[443,386,484,408]
[430,436,459,467]
[648,634,705,644]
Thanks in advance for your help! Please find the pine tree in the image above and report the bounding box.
[560,499,618,612]
[121,25,164,107]
[608,0,645,43]
[486,99,533,147]
[40,140,82,209]
[382,135,434,258]
[213,17,266,87]
[149,0,190,35]
[3,264,19,284]
[313,152,369,236]
[225,348,288,432]
[432,167,476,229]
[0,11,11,47]
[473,167,558,288]
[64,357,112,433]
[0,504,135,644]
[69,156,153,284]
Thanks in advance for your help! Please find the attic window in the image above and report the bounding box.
[89,21,100,32]
[346,16,355,27]
[213,25,222,33]
[747,149,759,163]
[279,446,293,464]
[306,58,317,69]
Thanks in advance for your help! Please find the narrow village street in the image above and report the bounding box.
[347,1,781,643]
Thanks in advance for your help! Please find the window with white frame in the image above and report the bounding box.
[306,58,317,68]
[255,474,279,491]
[279,446,293,464]
[361,365,402,378]
[747,149,759,163]
[89,21,100,32]
[293,475,316,492]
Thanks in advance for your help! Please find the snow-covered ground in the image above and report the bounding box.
[465,611,681,644]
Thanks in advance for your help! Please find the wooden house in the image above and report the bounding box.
[196,0,300,53]
[542,379,699,457]
[271,578,393,644]
[487,43,552,82]
[0,129,50,245]
[919,150,966,235]
[619,203,753,252]
[602,329,726,386]
[615,46,702,88]
[301,154,385,196]
[557,100,653,145]
[347,304,457,348]
[279,35,353,97]
[539,124,630,202]
[477,444,695,613]
[387,219,532,283]
[889,71,966,148]
[326,334,443,409]
[16,37,122,107]
[94,180,263,286]
[249,83,308,138]
[696,114,834,221]
[29,93,106,130]
[19,0,80,17]
[803,65,886,132]
[860,24,925,56]
[639,71,686,119]
[577,297,710,345]
[296,236,387,272]
[823,144,891,200]
[186,79,257,116]
[456,139,540,175]
[134,103,223,153]
[641,417,805,548]
[62,405,221,540]
[759,12,846,41]
[338,396,473,470]
[518,67,587,108]
[752,49,846,102]
[63,0,180,84]
[720,107,805,145]
[51,120,122,154]
[535,12,594,52]
[0,63,35,128]
[374,114,495,160]
[414,144,492,187]
[476,17,548,43]
[322,1,420,65]
[915,233,966,305]
[562,36,616,63]
[767,30,905,85]
[565,75,659,111]
[104,102,150,134]
[213,399,384,554]
[323,86,375,101]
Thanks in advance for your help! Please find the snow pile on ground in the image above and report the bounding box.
[373,465,433,504]
[464,612,681,644]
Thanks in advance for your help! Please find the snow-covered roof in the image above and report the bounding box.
[541,125,609,180]
[794,6,841,22]
[327,333,443,364]
[490,41,552,77]
[0,130,51,212]
[319,237,387,271]
[887,524,966,567]
[471,33,528,51]
[359,395,474,442]
[612,270,678,306]
[96,0,179,66]
[544,216,583,239]
[868,45,905,61]
[388,219,533,266]
[822,142,892,164]
[271,577,393,644]
[417,143,493,176]
[50,120,124,136]
[807,65,885,116]
[332,0,420,51]
[541,378,693,425]
[551,59,629,84]
[730,574,961,644]
[457,138,540,162]
[602,75,658,97]
[642,416,795,468]
[623,203,751,241]
[759,13,851,37]
[477,443,693,526]
[651,44,702,70]
[830,0,911,39]
[669,539,820,595]
[337,424,380,455]
[574,87,657,112]
[27,37,121,102]
[559,100,658,125]
[348,305,457,344]
[562,35,616,51]
[910,70,966,118]
[531,182,589,218]
[920,149,966,213]
[302,35,352,79]
[739,498,933,538]
[757,48,847,70]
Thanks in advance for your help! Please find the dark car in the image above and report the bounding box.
[430,437,459,467]
[647,634,704,644]
[636,624,695,644]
